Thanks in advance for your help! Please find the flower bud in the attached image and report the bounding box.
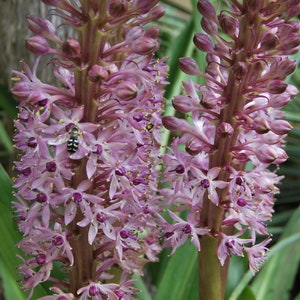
[193,33,214,52]
[26,36,50,55]
[42,0,61,6]
[218,13,238,37]
[148,6,165,20]
[185,139,203,156]
[125,26,144,42]
[172,95,197,113]
[11,82,34,100]
[109,0,128,17]
[269,120,292,135]
[268,80,288,94]
[26,16,59,42]
[136,0,159,13]
[162,116,185,132]
[252,117,270,134]
[260,32,279,51]
[279,35,300,53]
[179,57,201,76]
[53,66,73,86]
[116,81,139,101]
[88,65,109,82]
[62,38,81,58]
[217,122,234,137]
[197,0,217,20]
[201,17,218,35]
[276,59,296,79]
[131,37,159,54]
[255,145,288,164]
[145,26,161,39]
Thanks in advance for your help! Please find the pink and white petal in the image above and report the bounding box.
[88,222,98,245]
[207,167,221,179]
[64,202,77,225]
[86,155,97,179]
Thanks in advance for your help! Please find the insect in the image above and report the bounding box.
[145,122,154,132]
[67,125,79,153]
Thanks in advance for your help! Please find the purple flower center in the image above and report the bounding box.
[27,137,37,148]
[165,231,174,238]
[46,161,56,172]
[72,192,82,205]
[24,274,32,282]
[200,179,210,188]
[143,206,151,214]
[133,114,143,122]
[133,178,145,185]
[96,212,108,223]
[65,123,74,132]
[37,98,48,107]
[183,224,192,234]
[236,176,245,185]
[89,285,98,296]
[120,229,130,239]
[146,237,155,245]
[53,236,64,246]
[36,253,47,265]
[225,240,235,248]
[237,198,247,207]
[95,144,103,155]
[175,164,185,174]
[36,192,47,204]
[21,167,32,177]
[115,290,124,297]
[115,167,126,176]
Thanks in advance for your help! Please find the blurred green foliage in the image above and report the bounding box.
[0,0,299,299]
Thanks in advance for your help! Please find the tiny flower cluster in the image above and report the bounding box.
[162,0,299,273]
[12,0,167,299]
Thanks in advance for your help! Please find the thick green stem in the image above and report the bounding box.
[198,235,229,300]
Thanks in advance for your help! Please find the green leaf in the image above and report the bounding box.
[154,242,198,300]
[238,286,256,300]
[225,255,248,299]
[251,205,300,300]
[133,274,152,300]
[228,232,300,300]
[0,120,14,154]
[0,260,25,300]
[295,293,300,300]
[0,165,47,299]
[0,85,18,119]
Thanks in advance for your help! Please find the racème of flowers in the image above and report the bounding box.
[12,1,168,299]
[162,0,299,298]
[11,0,300,300]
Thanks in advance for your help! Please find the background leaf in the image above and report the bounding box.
[0,164,47,299]
[154,242,198,300]
[251,205,300,300]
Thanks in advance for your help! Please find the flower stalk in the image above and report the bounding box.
[12,1,167,299]
[162,0,299,299]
